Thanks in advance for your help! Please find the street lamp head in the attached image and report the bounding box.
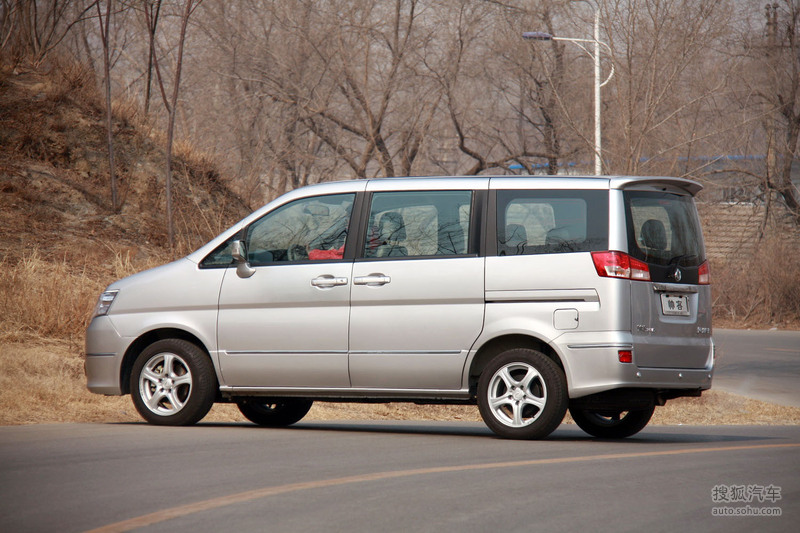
[522,31,553,41]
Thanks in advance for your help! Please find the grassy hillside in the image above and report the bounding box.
[0,60,251,337]
[0,60,253,424]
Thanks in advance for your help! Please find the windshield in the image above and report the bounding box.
[624,191,705,267]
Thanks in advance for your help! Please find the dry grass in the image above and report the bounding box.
[649,391,800,426]
[0,252,103,342]
[712,237,800,328]
[0,250,167,343]
[0,340,129,425]
[2,338,798,427]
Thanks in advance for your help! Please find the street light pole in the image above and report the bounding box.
[523,8,613,175]
[593,8,602,176]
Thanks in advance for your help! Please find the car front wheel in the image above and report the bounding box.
[130,339,217,426]
[477,348,568,440]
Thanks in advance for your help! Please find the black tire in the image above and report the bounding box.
[477,348,568,440]
[569,405,655,439]
[130,339,217,426]
[236,398,313,427]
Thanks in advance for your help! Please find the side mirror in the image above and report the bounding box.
[231,240,255,278]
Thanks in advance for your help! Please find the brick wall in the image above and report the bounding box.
[698,201,800,261]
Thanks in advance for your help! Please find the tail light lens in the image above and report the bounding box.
[591,251,651,281]
[698,260,710,285]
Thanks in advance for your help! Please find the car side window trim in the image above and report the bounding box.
[486,190,499,257]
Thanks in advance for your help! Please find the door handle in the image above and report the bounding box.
[311,275,348,288]
[353,274,391,286]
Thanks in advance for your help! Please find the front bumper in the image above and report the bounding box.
[84,316,127,395]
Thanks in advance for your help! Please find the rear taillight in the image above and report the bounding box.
[698,260,710,285]
[591,251,651,281]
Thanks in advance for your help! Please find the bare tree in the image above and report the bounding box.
[284,0,438,179]
[0,0,96,65]
[427,1,572,175]
[192,0,450,199]
[697,1,800,229]
[150,0,203,247]
[760,1,800,222]
[141,0,161,115]
[601,0,732,176]
[191,0,332,199]
[82,0,791,212]
[493,3,582,174]
[95,0,118,211]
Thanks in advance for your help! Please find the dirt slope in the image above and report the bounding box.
[0,62,250,265]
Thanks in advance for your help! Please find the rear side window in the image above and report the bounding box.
[363,191,473,258]
[624,191,705,267]
[496,190,608,255]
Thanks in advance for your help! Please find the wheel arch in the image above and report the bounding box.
[120,328,211,395]
[467,334,566,395]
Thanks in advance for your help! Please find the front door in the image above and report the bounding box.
[217,193,356,387]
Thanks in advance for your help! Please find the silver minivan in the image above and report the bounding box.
[86,176,713,439]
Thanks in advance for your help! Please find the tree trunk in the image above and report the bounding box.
[97,0,118,211]
[143,0,161,116]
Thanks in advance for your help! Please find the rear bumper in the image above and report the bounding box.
[555,331,714,398]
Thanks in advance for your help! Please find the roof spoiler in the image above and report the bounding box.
[611,176,703,196]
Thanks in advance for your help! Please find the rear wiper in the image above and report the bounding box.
[668,254,697,266]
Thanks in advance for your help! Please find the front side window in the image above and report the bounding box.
[496,190,608,255]
[245,193,355,265]
[363,191,473,258]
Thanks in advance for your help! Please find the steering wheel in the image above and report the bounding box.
[287,244,308,261]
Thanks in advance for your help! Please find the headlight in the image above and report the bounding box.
[93,290,119,318]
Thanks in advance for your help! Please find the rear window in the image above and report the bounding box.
[624,191,705,267]
[496,190,608,255]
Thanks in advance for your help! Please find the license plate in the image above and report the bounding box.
[660,293,690,316]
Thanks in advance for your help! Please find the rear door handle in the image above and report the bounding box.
[311,275,348,288]
[353,274,391,286]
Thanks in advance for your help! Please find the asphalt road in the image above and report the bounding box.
[713,329,800,407]
[1,329,796,532]
[1,422,798,533]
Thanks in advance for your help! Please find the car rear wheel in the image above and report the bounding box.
[236,398,314,427]
[130,339,217,426]
[569,405,655,439]
[477,348,568,440]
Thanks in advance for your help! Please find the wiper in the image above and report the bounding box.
[668,254,697,266]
